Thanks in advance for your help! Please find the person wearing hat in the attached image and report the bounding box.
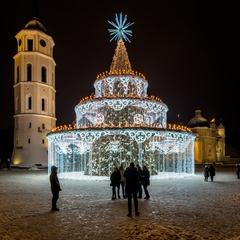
[50,165,62,211]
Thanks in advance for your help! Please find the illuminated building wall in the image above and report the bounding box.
[188,110,225,163]
[12,19,56,167]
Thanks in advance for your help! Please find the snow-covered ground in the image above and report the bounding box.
[0,167,240,240]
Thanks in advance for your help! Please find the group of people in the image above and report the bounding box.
[110,164,150,200]
[110,163,150,217]
[204,164,216,181]
[49,162,150,216]
[204,162,240,181]
[110,164,150,199]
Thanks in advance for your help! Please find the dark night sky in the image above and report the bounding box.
[0,1,238,154]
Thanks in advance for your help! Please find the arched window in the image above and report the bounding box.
[28,96,32,110]
[42,98,46,111]
[41,66,47,83]
[27,64,32,81]
[42,123,45,129]
[28,138,31,144]
[27,39,33,51]
[29,122,32,128]
[16,66,20,83]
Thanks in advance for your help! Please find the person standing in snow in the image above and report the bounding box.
[119,164,126,198]
[50,165,62,211]
[136,164,143,199]
[6,158,11,169]
[208,164,215,182]
[110,167,121,200]
[124,162,140,217]
[204,165,209,181]
[142,165,150,200]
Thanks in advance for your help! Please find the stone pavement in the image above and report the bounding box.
[0,167,239,240]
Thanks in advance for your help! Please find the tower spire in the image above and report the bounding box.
[110,39,132,71]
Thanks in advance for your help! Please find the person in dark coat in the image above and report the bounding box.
[50,165,61,211]
[142,165,150,199]
[204,165,209,181]
[236,163,240,179]
[110,167,121,200]
[119,164,126,198]
[124,162,140,217]
[208,164,215,182]
[136,164,143,198]
[6,158,11,169]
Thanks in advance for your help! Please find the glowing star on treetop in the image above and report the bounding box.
[108,13,134,43]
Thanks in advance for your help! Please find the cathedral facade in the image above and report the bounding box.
[188,110,225,164]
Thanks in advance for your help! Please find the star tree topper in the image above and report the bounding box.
[108,13,134,43]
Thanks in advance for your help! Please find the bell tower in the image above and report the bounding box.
[12,18,56,167]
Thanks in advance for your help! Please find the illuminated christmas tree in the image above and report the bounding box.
[110,39,132,72]
[48,13,195,178]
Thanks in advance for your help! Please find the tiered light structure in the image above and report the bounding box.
[47,13,195,178]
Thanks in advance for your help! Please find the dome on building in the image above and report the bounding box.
[24,18,47,33]
[187,110,209,128]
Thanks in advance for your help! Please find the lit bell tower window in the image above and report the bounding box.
[27,64,32,81]
[41,66,47,83]
[28,96,32,110]
[42,98,46,111]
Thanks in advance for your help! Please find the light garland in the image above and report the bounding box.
[96,70,146,80]
[94,75,148,98]
[51,123,191,133]
[48,128,195,177]
[79,94,162,104]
